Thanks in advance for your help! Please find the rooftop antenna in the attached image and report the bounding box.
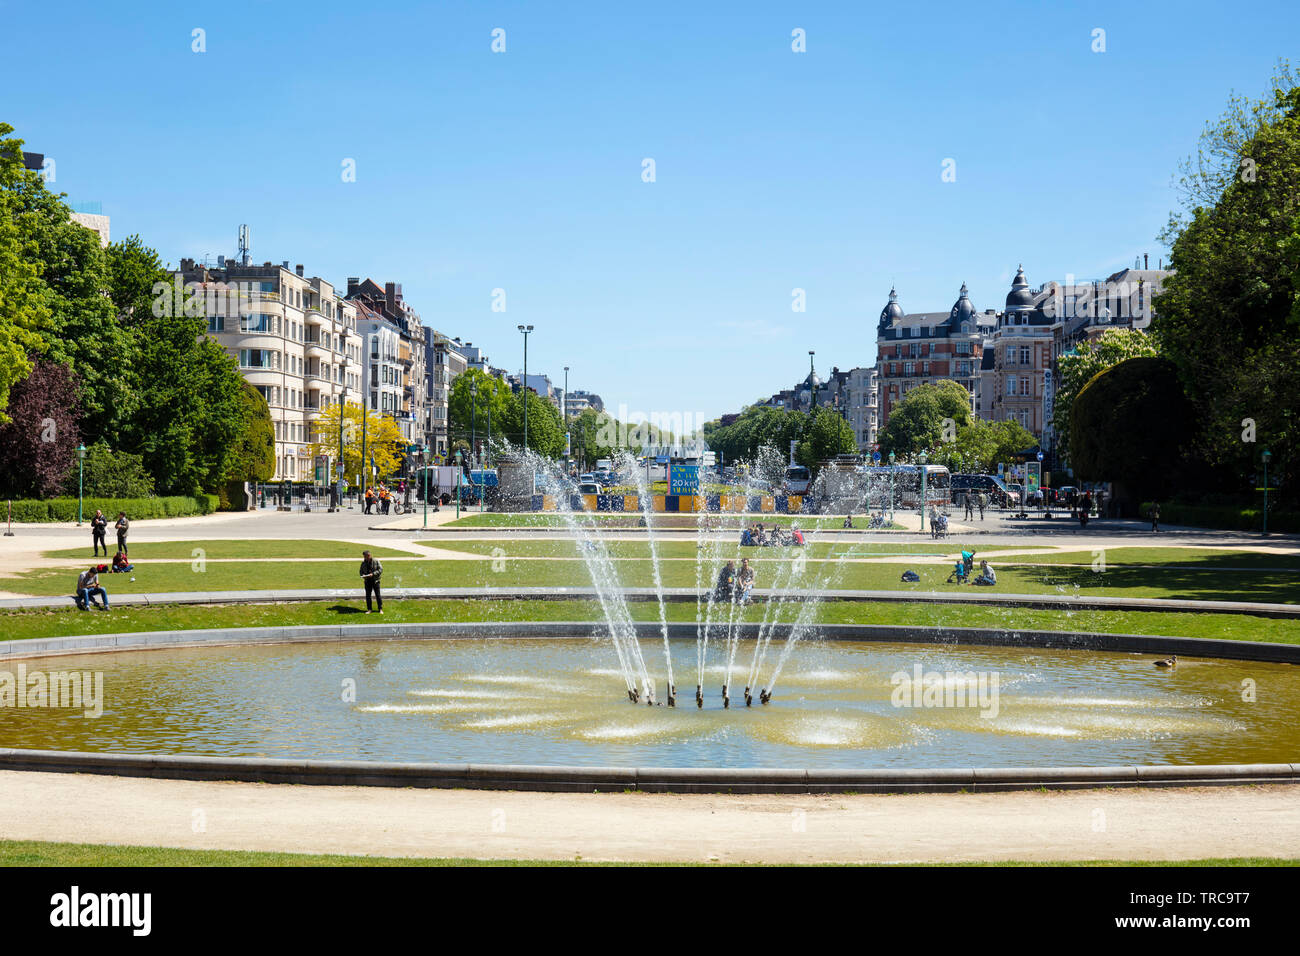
[238,224,251,266]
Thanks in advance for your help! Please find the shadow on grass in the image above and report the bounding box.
[327,605,365,615]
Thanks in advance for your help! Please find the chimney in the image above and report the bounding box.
[282,261,289,270]
[1143,253,1149,270]
[295,264,304,277]
[347,277,360,296]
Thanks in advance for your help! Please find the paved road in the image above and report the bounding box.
[1,770,1294,864]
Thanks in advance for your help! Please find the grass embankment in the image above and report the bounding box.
[9,552,1299,603]
[2,598,1297,645]
[0,840,1292,867]
[42,540,416,560]
[426,540,1015,560]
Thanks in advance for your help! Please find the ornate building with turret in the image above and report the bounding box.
[874,283,996,434]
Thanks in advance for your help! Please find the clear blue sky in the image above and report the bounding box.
[6,0,1296,424]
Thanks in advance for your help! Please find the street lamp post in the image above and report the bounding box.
[1262,448,1273,535]
[563,365,570,472]
[808,350,817,409]
[76,443,86,526]
[518,324,534,451]
[470,377,478,469]
[422,444,430,529]
[887,449,896,519]
[455,449,463,519]
[336,385,347,510]
[918,450,928,533]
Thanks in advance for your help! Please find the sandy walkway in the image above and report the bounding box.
[0,771,1294,863]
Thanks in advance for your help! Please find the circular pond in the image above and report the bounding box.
[1,637,1296,769]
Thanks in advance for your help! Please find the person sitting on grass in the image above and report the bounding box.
[971,560,997,586]
[111,551,134,573]
[843,514,854,529]
[737,558,756,605]
[715,560,736,602]
[75,566,109,611]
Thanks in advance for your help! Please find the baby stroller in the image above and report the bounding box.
[929,509,949,539]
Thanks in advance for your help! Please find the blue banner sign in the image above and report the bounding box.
[668,463,699,495]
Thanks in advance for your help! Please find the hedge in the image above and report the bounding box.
[1140,501,1300,534]
[2,495,219,523]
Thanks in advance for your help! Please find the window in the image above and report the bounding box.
[240,313,272,333]
[1006,374,1017,396]
[1019,346,1030,365]
[903,362,914,376]
[921,361,929,376]
[207,315,225,332]
[1006,346,1015,363]
[238,349,275,368]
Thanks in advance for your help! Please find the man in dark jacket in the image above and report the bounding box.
[91,510,108,557]
[359,550,383,613]
[114,512,130,555]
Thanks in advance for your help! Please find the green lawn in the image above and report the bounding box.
[2,597,1297,645]
[42,539,416,560]
[9,554,1299,603]
[0,840,1292,867]
[998,547,1300,570]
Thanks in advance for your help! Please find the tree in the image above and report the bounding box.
[65,442,154,498]
[795,407,858,468]
[104,236,247,495]
[1070,357,1193,501]
[930,418,1037,474]
[0,125,53,420]
[448,369,512,459]
[0,358,81,498]
[222,381,276,483]
[306,404,405,481]
[1052,328,1159,463]
[876,381,973,458]
[1153,64,1300,505]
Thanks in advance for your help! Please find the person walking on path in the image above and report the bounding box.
[964,493,974,521]
[114,512,130,556]
[977,492,986,521]
[1150,501,1161,533]
[359,550,383,614]
[90,510,108,557]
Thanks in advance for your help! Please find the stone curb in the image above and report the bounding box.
[0,748,1294,794]
[3,586,1297,618]
[4,620,1300,665]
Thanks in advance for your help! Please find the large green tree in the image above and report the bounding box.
[1070,357,1193,501]
[1152,63,1300,504]
[1051,328,1159,464]
[104,235,248,495]
[876,380,973,459]
[0,125,53,419]
[930,418,1037,474]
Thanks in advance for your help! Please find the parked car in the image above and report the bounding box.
[578,482,601,495]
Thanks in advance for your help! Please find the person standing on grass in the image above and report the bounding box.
[114,512,130,556]
[359,550,383,613]
[90,509,108,557]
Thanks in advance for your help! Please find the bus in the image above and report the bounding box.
[864,464,951,510]
[784,464,811,494]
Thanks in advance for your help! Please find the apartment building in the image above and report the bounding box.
[875,284,996,429]
[843,366,879,451]
[345,279,428,445]
[176,258,363,482]
[426,331,467,458]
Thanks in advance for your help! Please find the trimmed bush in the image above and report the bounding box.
[1140,501,1300,534]
[1,495,217,523]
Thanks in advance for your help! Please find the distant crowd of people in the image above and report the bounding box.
[740,523,805,547]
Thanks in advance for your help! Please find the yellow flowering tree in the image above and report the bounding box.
[306,404,405,482]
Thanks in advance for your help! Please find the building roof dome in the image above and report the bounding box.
[803,370,822,389]
[1005,265,1035,310]
[949,282,977,325]
[879,287,904,326]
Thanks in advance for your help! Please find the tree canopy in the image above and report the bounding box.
[1051,328,1159,465]
[876,381,973,459]
[1153,62,1300,505]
